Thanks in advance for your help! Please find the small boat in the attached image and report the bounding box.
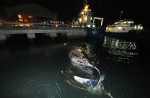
[105,10,144,33]
[105,19,143,33]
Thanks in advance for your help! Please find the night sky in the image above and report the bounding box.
[0,0,149,27]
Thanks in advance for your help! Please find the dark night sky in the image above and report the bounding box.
[0,0,149,27]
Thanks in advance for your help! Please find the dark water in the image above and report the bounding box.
[0,34,150,98]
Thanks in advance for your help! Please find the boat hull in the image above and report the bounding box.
[104,30,150,41]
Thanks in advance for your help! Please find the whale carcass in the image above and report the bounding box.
[62,47,105,94]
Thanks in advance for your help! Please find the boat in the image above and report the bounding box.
[104,19,150,41]
[105,19,143,33]
[105,10,144,33]
[73,0,105,38]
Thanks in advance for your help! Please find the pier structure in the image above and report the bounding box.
[0,22,87,40]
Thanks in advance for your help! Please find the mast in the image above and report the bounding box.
[78,0,92,27]
[84,0,87,5]
[120,10,123,20]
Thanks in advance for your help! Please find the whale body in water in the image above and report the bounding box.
[62,47,105,95]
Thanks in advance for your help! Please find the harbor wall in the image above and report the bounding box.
[0,29,87,40]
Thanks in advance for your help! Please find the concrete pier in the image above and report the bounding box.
[0,24,87,40]
[0,34,7,40]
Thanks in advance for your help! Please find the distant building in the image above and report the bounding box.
[2,4,57,23]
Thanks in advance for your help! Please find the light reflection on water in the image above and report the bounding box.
[102,36,139,63]
[0,36,149,98]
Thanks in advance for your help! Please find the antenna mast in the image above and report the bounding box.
[120,10,123,20]
[84,0,88,5]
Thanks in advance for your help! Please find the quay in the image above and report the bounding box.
[0,1,103,41]
[0,23,87,40]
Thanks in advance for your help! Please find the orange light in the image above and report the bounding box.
[24,24,31,27]
[28,16,33,18]
[55,24,58,27]
[18,14,23,22]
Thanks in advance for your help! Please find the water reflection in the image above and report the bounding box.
[102,36,139,63]
[0,37,148,98]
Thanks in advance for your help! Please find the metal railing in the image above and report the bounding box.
[0,22,83,30]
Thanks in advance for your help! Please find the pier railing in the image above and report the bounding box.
[0,22,87,40]
[0,22,81,29]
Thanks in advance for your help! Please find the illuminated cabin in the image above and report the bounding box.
[77,1,92,27]
[105,19,143,33]
[2,4,57,23]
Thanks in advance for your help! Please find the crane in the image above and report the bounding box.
[92,17,104,28]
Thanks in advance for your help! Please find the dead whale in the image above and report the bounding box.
[62,47,104,92]
[62,46,113,97]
